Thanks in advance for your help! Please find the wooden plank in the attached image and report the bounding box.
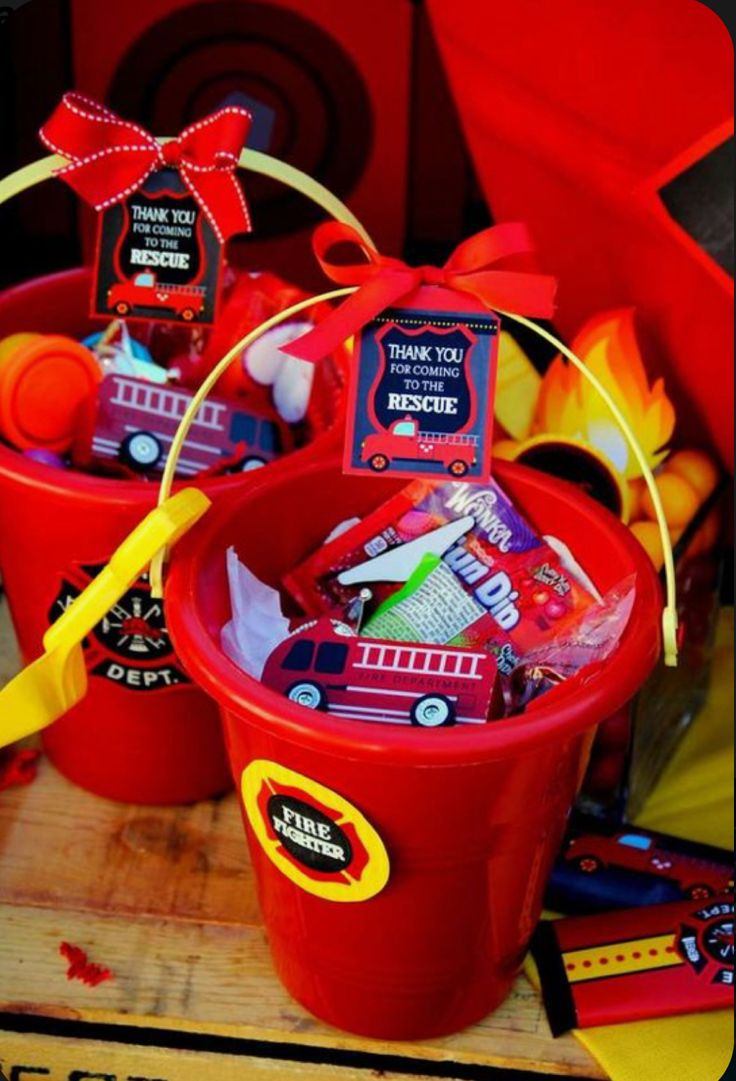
[0,599,604,1079]
[0,901,600,1077]
[0,1030,461,1081]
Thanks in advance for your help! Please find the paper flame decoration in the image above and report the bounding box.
[534,309,675,480]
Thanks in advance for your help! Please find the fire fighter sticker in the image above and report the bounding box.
[241,760,390,902]
[92,168,222,326]
[345,302,498,482]
[49,564,189,691]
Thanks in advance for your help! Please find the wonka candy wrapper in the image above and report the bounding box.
[531,897,734,1035]
[284,479,598,674]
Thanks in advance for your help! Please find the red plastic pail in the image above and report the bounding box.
[0,269,342,804]
[165,456,661,1038]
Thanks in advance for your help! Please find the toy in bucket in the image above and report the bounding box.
[0,93,373,803]
[0,218,679,1040]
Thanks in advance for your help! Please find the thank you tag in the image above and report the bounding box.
[344,293,498,482]
[93,169,221,326]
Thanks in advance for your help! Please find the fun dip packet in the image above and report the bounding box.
[362,553,497,649]
[284,478,599,675]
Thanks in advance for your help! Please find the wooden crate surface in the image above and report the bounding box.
[0,601,603,1079]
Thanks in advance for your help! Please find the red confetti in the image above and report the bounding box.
[59,942,113,987]
[0,748,41,792]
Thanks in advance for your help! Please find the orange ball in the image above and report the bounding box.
[492,439,520,461]
[666,449,719,502]
[641,473,700,529]
[630,520,665,570]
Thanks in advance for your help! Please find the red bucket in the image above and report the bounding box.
[0,269,342,804]
[165,456,661,1038]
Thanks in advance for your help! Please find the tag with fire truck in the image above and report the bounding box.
[93,169,222,327]
[344,290,498,482]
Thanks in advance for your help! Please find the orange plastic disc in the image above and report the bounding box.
[0,335,101,453]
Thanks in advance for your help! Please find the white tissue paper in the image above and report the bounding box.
[221,546,291,680]
[273,354,315,424]
[243,320,315,424]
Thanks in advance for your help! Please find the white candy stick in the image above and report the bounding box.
[338,516,475,586]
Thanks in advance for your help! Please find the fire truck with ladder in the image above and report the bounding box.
[108,271,206,321]
[361,416,478,476]
[91,373,289,476]
[262,617,501,726]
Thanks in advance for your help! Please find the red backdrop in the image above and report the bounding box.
[69,0,413,287]
[428,0,734,468]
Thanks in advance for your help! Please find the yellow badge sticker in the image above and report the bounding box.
[241,759,390,902]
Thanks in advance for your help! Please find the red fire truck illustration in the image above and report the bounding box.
[262,617,501,726]
[108,271,206,321]
[91,373,288,476]
[563,829,734,900]
[361,416,478,476]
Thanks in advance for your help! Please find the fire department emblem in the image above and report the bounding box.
[242,760,390,902]
[678,902,734,985]
[49,564,189,692]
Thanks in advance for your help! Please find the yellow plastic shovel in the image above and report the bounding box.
[0,488,210,749]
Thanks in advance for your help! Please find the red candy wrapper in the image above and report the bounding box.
[531,897,734,1034]
[285,478,598,675]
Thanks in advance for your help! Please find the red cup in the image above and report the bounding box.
[0,269,343,804]
[165,456,661,1038]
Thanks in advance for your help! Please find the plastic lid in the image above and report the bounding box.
[0,335,101,453]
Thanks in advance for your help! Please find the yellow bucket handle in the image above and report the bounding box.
[152,293,678,666]
[0,145,373,245]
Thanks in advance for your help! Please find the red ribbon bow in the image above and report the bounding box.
[40,92,252,243]
[283,221,557,363]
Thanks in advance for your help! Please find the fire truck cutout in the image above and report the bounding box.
[108,271,206,321]
[91,373,288,476]
[563,829,734,901]
[262,618,501,727]
[361,416,478,476]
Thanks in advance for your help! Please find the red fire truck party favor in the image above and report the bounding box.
[261,615,503,727]
[532,897,734,1034]
[547,816,734,914]
[87,372,290,477]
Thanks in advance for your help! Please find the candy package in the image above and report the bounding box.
[362,553,499,649]
[285,478,599,676]
[508,576,636,712]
